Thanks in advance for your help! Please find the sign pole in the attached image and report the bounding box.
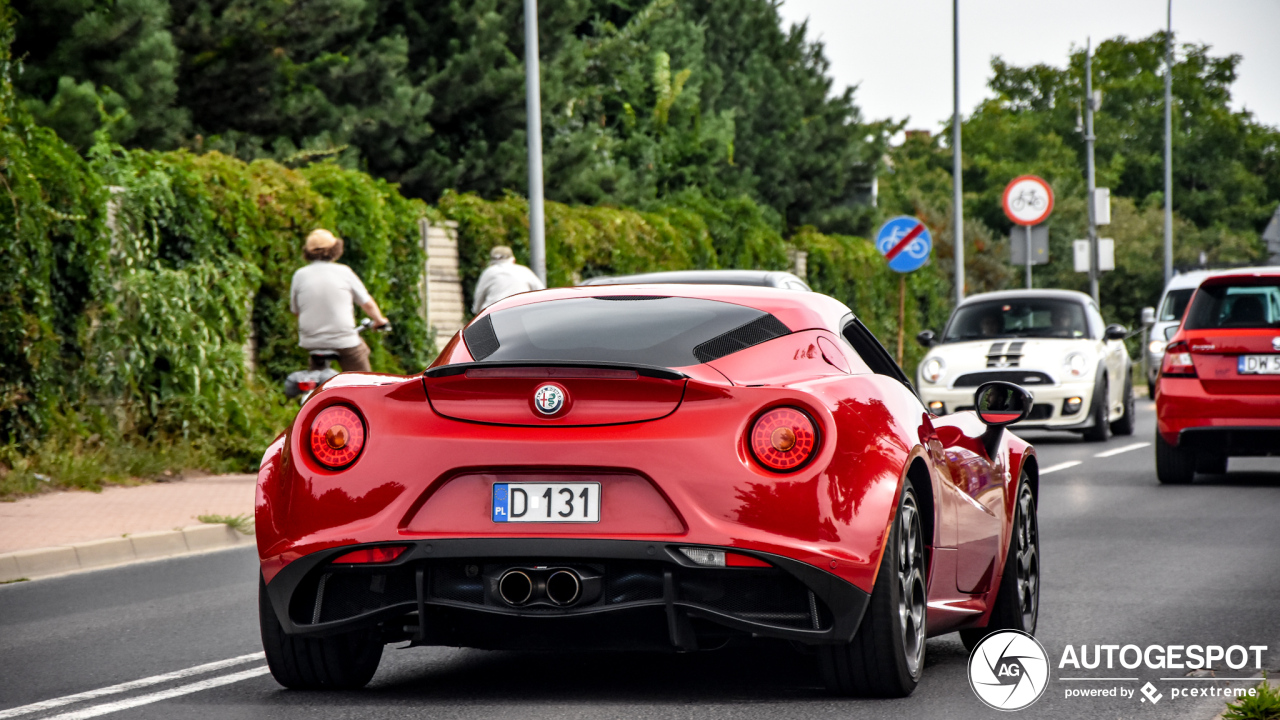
[952,0,965,304]
[1025,224,1033,288]
[897,276,906,365]
[1085,38,1100,303]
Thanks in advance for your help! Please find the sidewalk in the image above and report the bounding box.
[0,474,256,555]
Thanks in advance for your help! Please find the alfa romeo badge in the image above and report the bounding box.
[533,384,566,415]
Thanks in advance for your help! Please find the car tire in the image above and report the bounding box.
[820,478,926,697]
[1082,380,1111,442]
[1109,375,1136,436]
[1196,453,1228,475]
[1155,432,1196,485]
[959,477,1039,653]
[1147,379,1156,399]
[259,576,383,690]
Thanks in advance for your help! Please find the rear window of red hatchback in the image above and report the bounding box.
[1184,279,1280,330]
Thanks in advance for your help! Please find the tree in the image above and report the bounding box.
[11,0,188,150]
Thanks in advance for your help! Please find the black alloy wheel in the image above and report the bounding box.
[820,478,926,697]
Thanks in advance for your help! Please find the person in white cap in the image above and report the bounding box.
[471,245,545,313]
[289,228,388,372]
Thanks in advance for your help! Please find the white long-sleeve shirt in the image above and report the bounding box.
[472,259,545,313]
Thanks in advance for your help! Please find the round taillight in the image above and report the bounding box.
[309,405,366,469]
[750,407,817,472]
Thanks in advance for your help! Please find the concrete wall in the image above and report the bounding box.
[421,220,467,352]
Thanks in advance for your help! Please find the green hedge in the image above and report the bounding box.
[438,192,950,377]
[1,4,434,495]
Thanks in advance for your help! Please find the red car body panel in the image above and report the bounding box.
[1156,270,1280,448]
[257,284,1036,644]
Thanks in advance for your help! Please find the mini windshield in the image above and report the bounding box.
[1184,282,1280,330]
[1159,288,1194,322]
[943,299,1090,342]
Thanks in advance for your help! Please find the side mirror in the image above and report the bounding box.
[1104,324,1128,341]
[1140,307,1156,327]
[974,381,1034,457]
[1164,326,1178,341]
[916,330,936,348]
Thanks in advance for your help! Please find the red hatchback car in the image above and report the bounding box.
[256,285,1042,697]
[1155,268,1280,484]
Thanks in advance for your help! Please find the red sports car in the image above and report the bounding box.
[1155,267,1280,483]
[256,285,1041,697]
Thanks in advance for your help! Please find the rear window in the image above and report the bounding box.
[463,296,790,367]
[1159,288,1194,322]
[1184,282,1280,330]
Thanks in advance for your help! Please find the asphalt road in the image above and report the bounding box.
[3,401,1279,720]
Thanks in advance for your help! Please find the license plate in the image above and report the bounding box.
[1237,355,1280,374]
[492,483,601,523]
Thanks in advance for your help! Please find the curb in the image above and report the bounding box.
[0,524,253,583]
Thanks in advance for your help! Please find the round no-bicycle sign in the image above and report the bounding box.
[876,216,932,273]
[1003,175,1054,226]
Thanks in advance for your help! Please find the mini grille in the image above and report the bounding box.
[953,371,1053,387]
[693,315,791,363]
[463,315,500,361]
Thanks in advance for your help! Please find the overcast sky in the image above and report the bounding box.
[774,0,1280,138]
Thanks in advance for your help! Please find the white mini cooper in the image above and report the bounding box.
[916,289,1135,441]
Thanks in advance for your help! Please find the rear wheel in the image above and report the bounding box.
[1082,381,1111,442]
[1155,432,1196,485]
[820,479,926,697]
[960,478,1039,652]
[259,576,383,690]
[1109,375,1136,436]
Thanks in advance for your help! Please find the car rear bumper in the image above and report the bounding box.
[1157,377,1280,450]
[261,538,871,649]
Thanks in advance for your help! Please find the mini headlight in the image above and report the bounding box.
[1148,340,1166,355]
[922,357,945,384]
[1064,352,1089,378]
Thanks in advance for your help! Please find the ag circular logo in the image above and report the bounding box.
[968,630,1049,711]
[533,384,567,415]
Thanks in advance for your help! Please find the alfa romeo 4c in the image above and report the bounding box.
[256,284,1041,697]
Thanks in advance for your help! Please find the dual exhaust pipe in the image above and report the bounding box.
[497,568,584,607]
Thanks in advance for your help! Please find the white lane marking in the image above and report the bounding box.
[0,653,264,719]
[1094,442,1151,458]
[1039,461,1082,475]
[42,666,270,720]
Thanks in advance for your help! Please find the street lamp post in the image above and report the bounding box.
[1163,0,1174,286]
[523,0,547,284]
[1084,39,1100,304]
[952,0,964,304]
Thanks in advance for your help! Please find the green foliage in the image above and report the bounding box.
[1223,677,1280,720]
[12,0,187,150]
[1,3,432,495]
[197,512,255,534]
[12,0,888,236]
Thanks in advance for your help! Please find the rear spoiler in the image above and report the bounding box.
[423,361,687,381]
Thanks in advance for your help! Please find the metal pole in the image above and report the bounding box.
[1084,39,1100,304]
[952,0,964,303]
[1025,224,1033,288]
[1163,0,1174,285]
[523,0,547,284]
